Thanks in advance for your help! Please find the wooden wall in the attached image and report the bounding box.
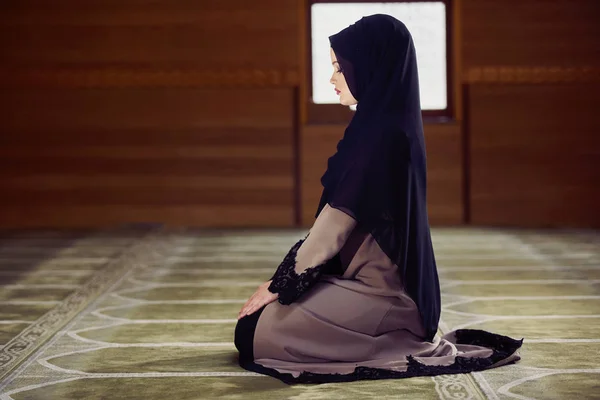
[1,0,598,229]
[461,0,600,227]
[0,0,299,228]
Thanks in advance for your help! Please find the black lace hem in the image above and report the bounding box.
[267,238,329,305]
[238,329,523,385]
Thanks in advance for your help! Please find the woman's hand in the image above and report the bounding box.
[238,281,278,320]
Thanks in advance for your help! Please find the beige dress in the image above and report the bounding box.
[235,204,522,384]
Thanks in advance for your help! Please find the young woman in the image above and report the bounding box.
[234,14,523,384]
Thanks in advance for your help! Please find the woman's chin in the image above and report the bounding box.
[339,95,358,107]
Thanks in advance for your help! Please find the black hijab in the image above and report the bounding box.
[316,14,441,341]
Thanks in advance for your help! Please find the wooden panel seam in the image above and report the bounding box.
[0,68,300,88]
[464,66,600,84]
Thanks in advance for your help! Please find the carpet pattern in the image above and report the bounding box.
[0,228,598,399]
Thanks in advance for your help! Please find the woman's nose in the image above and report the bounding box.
[329,74,336,85]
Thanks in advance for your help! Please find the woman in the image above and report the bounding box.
[234,14,523,384]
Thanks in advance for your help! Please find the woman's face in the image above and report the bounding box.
[329,48,358,106]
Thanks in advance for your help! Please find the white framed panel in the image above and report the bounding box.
[311,2,447,110]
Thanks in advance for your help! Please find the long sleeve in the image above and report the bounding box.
[268,203,357,304]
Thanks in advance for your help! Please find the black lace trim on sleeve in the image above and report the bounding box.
[267,238,330,305]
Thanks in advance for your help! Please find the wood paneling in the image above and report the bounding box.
[461,0,600,68]
[300,125,338,225]
[2,0,598,228]
[1,88,293,130]
[0,206,294,228]
[0,87,296,228]
[423,123,464,225]
[300,123,463,226]
[469,84,600,228]
[0,68,299,88]
[0,0,299,228]
[0,0,298,68]
[464,66,600,85]
[461,0,600,228]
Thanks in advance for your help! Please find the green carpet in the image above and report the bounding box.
[0,228,598,399]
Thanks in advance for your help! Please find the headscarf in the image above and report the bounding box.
[316,14,441,340]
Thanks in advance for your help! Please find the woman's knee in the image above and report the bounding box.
[234,307,265,360]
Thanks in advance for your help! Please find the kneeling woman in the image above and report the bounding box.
[234,14,523,384]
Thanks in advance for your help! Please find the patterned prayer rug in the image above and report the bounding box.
[0,228,598,399]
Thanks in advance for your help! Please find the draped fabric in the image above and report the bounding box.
[316,14,440,340]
